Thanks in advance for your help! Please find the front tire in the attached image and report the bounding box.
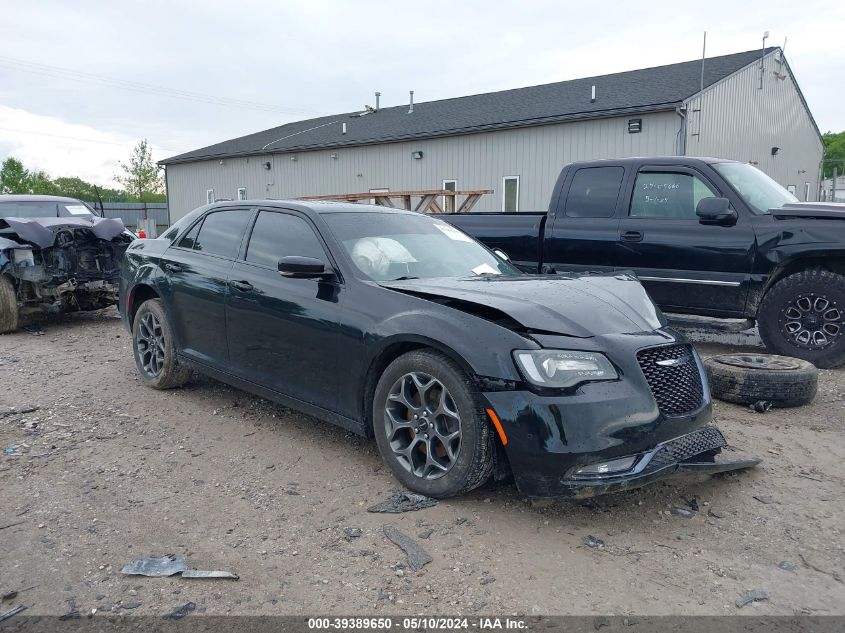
[0,275,19,333]
[132,298,191,389]
[373,350,493,498]
[757,270,845,368]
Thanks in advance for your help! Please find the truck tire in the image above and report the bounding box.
[757,270,845,368]
[704,353,817,407]
[0,275,19,334]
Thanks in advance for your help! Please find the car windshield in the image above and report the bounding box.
[0,200,96,219]
[714,162,798,214]
[322,211,520,281]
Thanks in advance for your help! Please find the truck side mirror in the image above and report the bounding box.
[696,197,737,226]
[492,248,510,261]
[278,256,328,278]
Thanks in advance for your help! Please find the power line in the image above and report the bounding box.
[0,55,322,117]
[0,126,184,154]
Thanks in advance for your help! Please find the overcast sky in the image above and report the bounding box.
[1,0,843,187]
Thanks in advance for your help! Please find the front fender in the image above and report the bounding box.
[368,308,537,382]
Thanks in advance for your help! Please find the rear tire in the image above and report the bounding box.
[704,353,818,407]
[373,350,493,498]
[757,270,845,368]
[0,275,19,334]
[132,298,191,389]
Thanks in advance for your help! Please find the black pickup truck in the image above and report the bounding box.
[445,157,845,368]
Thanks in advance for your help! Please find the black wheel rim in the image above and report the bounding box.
[384,371,462,480]
[779,293,842,350]
[136,312,166,378]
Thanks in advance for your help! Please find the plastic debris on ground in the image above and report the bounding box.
[164,602,197,620]
[735,589,770,608]
[383,524,432,571]
[121,554,238,579]
[583,535,605,550]
[367,492,437,514]
[750,400,773,413]
[0,605,26,622]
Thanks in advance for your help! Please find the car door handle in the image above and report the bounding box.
[229,280,254,292]
[621,230,644,242]
[163,262,183,273]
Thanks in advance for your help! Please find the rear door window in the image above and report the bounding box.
[181,210,252,258]
[245,211,326,268]
[564,167,624,218]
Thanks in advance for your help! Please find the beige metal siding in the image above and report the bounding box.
[685,51,823,200]
[165,111,679,221]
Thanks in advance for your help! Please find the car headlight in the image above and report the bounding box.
[513,350,618,388]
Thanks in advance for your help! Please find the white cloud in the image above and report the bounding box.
[0,105,172,188]
[0,0,842,186]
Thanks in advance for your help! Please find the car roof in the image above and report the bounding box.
[0,194,85,204]
[207,199,418,216]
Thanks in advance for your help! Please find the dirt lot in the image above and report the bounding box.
[1,308,844,618]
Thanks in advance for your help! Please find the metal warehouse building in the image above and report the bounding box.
[161,47,823,221]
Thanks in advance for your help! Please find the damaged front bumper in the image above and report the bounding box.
[554,427,759,498]
[483,332,760,499]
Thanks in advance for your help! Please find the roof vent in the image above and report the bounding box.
[408,90,414,114]
[590,85,596,103]
[375,91,381,111]
[342,122,347,135]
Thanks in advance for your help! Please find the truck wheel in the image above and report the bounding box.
[0,275,19,334]
[373,350,493,498]
[757,270,845,368]
[704,354,818,407]
[132,298,192,389]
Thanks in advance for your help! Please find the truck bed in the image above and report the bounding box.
[443,212,546,271]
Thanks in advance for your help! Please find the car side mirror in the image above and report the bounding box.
[278,256,328,278]
[492,248,510,261]
[696,197,737,226]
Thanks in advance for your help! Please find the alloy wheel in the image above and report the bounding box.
[779,293,842,350]
[136,312,166,377]
[384,371,462,480]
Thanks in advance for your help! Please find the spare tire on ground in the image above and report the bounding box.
[704,353,818,408]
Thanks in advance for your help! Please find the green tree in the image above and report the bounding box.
[0,157,31,193]
[28,170,59,195]
[114,139,164,202]
[823,131,845,179]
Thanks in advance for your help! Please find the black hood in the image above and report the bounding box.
[380,272,665,337]
[0,216,128,248]
[771,202,845,220]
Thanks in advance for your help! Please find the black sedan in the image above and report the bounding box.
[118,201,758,498]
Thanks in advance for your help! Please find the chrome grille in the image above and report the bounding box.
[636,344,704,417]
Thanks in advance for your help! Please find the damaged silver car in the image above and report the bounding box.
[0,195,134,332]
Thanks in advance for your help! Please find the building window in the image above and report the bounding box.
[787,185,796,195]
[369,188,389,205]
[206,189,215,204]
[443,180,457,213]
[502,176,520,212]
[804,182,811,201]
[237,187,247,201]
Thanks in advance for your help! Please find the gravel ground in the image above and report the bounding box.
[1,308,843,618]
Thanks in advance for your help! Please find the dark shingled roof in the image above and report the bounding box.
[162,48,776,165]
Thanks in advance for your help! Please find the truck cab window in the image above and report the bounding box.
[564,167,624,218]
[630,172,716,219]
